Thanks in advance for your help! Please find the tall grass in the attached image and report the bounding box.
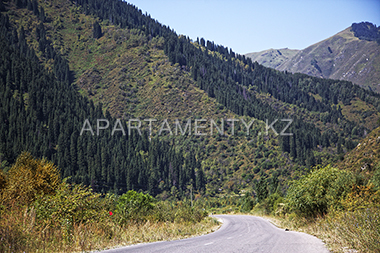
[261,207,380,253]
[0,202,219,252]
[326,208,380,253]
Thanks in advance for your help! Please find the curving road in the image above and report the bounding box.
[100,215,329,253]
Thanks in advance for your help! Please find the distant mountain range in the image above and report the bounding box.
[245,22,380,92]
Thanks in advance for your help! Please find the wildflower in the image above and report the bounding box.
[109,211,113,216]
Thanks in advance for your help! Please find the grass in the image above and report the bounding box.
[245,48,299,69]
[0,203,220,253]
[262,208,380,253]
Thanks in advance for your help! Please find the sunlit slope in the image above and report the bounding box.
[246,27,380,92]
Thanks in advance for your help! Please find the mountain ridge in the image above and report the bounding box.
[246,24,380,92]
[245,48,299,69]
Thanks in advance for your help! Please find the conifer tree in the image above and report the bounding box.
[93,21,102,39]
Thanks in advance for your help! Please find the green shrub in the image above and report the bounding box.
[174,203,207,223]
[116,190,155,224]
[286,165,354,217]
[240,193,254,213]
[34,180,112,225]
[264,192,283,214]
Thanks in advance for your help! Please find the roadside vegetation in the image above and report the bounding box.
[207,162,380,253]
[0,152,218,252]
[3,154,378,252]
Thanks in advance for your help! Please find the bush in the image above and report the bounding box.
[116,190,155,224]
[264,192,283,214]
[0,152,60,205]
[0,169,6,191]
[372,163,380,190]
[341,183,380,211]
[34,180,112,226]
[174,202,207,223]
[0,153,211,252]
[286,165,354,217]
[144,201,207,223]
[240,193,254,213]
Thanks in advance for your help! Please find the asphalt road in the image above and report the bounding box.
[100,214,330,253]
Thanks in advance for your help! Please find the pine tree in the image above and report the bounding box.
[195,168,205,193]
[92,21,102,39]
[255,178,268,203]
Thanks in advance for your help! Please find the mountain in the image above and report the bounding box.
[245,48,299,69]
[0,0,205,196]
[246,23,380,92]
[1,0,380,197]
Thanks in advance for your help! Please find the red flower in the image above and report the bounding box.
[109,211,113,216]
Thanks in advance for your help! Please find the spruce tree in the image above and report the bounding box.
[92,21,102,39]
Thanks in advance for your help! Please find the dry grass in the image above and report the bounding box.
[0,203,220,253]
[259,208,380,253]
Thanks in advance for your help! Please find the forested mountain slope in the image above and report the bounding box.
[0,2,205,197]
[1,0,380,196]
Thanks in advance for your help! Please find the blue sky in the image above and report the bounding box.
[128,0,380,54]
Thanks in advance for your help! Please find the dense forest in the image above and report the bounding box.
[0,6,205,196]
[71,0,378,165]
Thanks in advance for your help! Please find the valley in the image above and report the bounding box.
[0,0,379,252]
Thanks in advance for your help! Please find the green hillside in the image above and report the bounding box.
[0,0,292,197]
[2,0,380,196]
[0,1,209,197]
